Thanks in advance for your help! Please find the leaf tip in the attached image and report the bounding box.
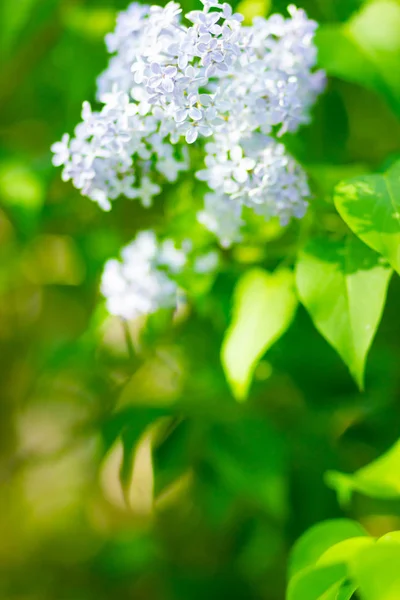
[325,470,354,509]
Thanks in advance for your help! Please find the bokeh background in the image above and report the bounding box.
[1,0,400,598]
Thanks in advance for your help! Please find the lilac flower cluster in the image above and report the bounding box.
[100,231,185,319]
[52,0,325,247]
[101,231,218,319]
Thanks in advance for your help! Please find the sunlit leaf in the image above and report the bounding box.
[316,0,400,116]
[317,27,382,92]
[349,542,400,600]
[349,0,400,112]
[221,268,298,401]
[379,531,400,545]
[319,581,357,600]
[289,519,368,578]
[295,235,392,389]
[287,563,348,600]
[289,572,356,600]
[317,537,375,566]
[289,520,372,600]
[335,160,400,274]
[326,439,400,506]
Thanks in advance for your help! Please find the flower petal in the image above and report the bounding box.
[186,128,198,144]
[189,107,203,120]
[164,66,177,77]
[163,78,174,93]
[199,94,211,106]
[150,62,162,74]
[211,51,224,63]
[174,108,188,122]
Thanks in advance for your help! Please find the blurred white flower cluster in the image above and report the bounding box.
[52,0,325,246]
[101,231,218,319]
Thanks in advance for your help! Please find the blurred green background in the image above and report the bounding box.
[1,0,400,599]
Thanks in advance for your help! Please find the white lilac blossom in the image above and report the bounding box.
[196,136,310,245]
[100,231,219,319]
[52,1,325,245]
[100,231,186,319]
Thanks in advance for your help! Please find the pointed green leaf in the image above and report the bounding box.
[326,439,400,505]
[295,235,392,389]
[335,160,400,274]
[117,407,171,493]
[221,268,298,401]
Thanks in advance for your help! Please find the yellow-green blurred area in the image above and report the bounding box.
[1,1,400,599]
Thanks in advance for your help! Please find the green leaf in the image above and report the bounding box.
[316,0,400,116]
[152,418,190,497]
[221,268,297,401]
[316,26,383,93]
[349,0,400,112]
[349,542,400,600]
[289,519,368,579]
[288,520,372,600]
[335,160,400,275]
[317,537,375,568]
[379,531,400,545]
[291,578,356,600]
[326,439,400,505]
[286,527,400,600]
[319,581,357,600]
[112,407,171,493]
[295,235,392,389]
[287,564,348,600]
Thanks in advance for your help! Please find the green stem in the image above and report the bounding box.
[122,318,135,363]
